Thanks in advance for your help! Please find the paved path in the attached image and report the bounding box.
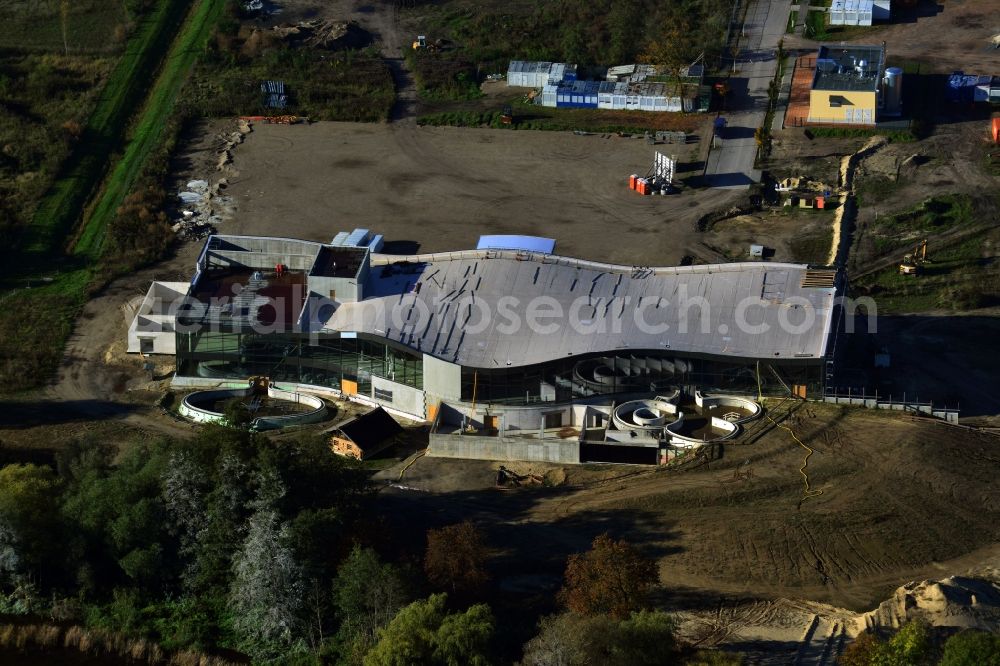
[705,0,793,189]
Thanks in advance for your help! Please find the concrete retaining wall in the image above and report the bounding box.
[823,395,959,423]
[428,433,580,463]
[667,415,738,449]
[178,386,327,430]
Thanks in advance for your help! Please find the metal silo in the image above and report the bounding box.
[882,67,903,116]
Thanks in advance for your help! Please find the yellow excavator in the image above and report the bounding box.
[899,239,928,275]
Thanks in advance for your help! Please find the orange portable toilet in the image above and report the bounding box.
[629,174,637,190]
[637,178,647,195]
[992,117,1000,143]
[816,196,825,209]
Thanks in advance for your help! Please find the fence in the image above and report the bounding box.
[823,387,959,423]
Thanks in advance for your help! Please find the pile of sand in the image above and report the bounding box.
[857,573,1000,633]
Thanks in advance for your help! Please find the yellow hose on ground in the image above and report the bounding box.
[398,449,426,481]
[757,362,822,502]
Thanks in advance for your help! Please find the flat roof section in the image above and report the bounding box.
[812,45,884,92]
[185,268,307,329]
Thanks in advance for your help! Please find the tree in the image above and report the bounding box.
[641,18,698,83]
[334,546,410,650]
[607,1,642,64]
[615,610,678,665]
[228,508,306,660]
[558,534,659,619]
[188,451,254,593]
[162,448,211,586]
[363,593,494,666]
[222,397,253,430]
[521,610,678,666]
[0,464,60,577]
[424,521,491,600]
[839,633,880,666]
[939,630,1000,666]
[522,612,615,666]
[870,621,934,666]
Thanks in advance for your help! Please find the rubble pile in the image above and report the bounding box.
[171,121,249,240]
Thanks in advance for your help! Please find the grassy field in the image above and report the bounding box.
[419,101,706,134]
[73,0,227,259]
[0,54,113,246]
[852,195,1000,312]
[20,0,190,260]
[0,0,127,52]
[0,0,223,391]
[183,45,394,122]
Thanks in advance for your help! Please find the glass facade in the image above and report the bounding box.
[460,351,822,406]
[176,330,423,393]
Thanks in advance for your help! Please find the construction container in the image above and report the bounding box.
[507,61,553,88]
[507,61,576,88]
[554,80,600,108]
[829,0,876,26]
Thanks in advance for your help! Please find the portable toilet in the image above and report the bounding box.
[992,117,1000,143]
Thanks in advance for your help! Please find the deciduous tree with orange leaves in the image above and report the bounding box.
[558,533,659,620]
[424,521,491,600]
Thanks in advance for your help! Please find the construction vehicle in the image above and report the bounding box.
[899,239,928,275]
[501,105,513,126]
[412,35,447,52]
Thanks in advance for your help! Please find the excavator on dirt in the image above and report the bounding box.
[412,35,445,51]
[898,239,928,276]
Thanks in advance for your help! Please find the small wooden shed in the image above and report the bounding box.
[328,407,403,460]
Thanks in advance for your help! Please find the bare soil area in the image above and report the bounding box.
[784,0,1000,74]
[375,403,1000,612]
[218,121,736,266]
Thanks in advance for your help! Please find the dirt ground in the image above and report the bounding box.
[208,120,734,266]
[374,402,1000,614]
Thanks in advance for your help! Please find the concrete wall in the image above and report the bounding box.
[207,249,318,272]
[429,433,580,463]
[178,386,327,430]
[423,354,461,401]
[822,395,960,423]
[371,375,425,419]
[308,275,362,303]
[127,281,190,354]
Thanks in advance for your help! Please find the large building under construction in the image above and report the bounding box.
[134,233,842,461]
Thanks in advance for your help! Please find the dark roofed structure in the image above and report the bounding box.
[328,406,403,460]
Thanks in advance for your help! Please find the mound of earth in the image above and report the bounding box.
[858,573,1000,633]
[266,19,372,50]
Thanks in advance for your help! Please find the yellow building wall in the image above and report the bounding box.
[808,89,877,125]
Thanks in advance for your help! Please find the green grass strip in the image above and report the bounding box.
[73,0,225,259]
[23,0,190,257]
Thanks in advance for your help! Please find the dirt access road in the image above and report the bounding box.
[221,121,740,265]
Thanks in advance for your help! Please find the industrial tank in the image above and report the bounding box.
[882,67,903,117]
